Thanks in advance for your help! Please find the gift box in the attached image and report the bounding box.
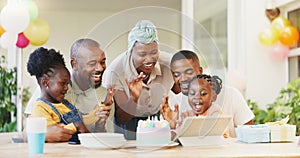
[268,124,296,142]
[236,125,270,143]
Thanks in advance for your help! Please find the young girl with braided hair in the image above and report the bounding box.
[25,47,89,143]
[161,74,228,138]
[185,74,223,117]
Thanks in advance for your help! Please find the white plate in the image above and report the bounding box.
[79,133,124,139]
[80,140,127,149]
[79,133,127,150]
[125,141,179,149]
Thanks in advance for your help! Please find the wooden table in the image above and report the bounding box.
[1,132,300,157]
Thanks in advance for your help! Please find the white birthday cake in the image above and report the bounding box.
[136,119,171,147]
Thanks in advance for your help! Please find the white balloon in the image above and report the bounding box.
[0,32,18,49]
[0,2,30,33]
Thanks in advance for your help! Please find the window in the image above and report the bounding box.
[288,8,300,48]
[193,0,228,68]
[283,0,300,81]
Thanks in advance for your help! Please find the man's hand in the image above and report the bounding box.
[103,84,115,106]
[94,117,107,132]
[95,105,111,118]
[160,95,179,129]
[74,122,90,133]
[45,124,75,142]
[94,105,112,132]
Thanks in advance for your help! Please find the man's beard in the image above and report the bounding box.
[94,79,102,89]
[88,71,103,89]
[179,82,189,96]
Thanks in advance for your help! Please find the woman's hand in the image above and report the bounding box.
[160,95,179,129]
[126,72,144,103]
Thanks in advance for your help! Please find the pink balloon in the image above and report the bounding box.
[16,32,29,48]
[269,42,290,61]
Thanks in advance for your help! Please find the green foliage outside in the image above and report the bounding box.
[0,55,30,132]
[248,77,300,135]
[0,55,17,132]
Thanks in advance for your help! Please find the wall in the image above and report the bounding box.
[2,0,292,109]
[20,11,113,92]
[245,0,287,107]
[228,0,288,107]
[20,7,181,93]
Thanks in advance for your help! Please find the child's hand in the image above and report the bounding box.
[180,110,196,120]
[45,124,75,142]
[160,95,179,129]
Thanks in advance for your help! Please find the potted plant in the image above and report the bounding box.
[248,77,300,135]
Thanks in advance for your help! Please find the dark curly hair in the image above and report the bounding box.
[190,74,222,95]
[27,47,66,80]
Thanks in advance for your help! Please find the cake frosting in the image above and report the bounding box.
[136,119,171,147]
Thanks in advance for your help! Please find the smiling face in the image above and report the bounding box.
[44,67,70,103]
[72,46,106,90]
[131,41,159,75]
[188,78,215,115]
[171,58,202,95]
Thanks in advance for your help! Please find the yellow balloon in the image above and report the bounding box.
[258,27,279,46]
[271,17,291,32]
[24,19,50,46]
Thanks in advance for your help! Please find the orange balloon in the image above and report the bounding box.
[0,25,6,37]
[258,27,279,46]
[271,17,291,32]
[279,26,299,46]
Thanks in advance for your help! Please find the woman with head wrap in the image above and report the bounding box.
[104,20,173,140]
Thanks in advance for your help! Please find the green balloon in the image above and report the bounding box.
[23,0,39,20]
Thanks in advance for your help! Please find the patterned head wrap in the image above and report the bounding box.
[127,20,159,53]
